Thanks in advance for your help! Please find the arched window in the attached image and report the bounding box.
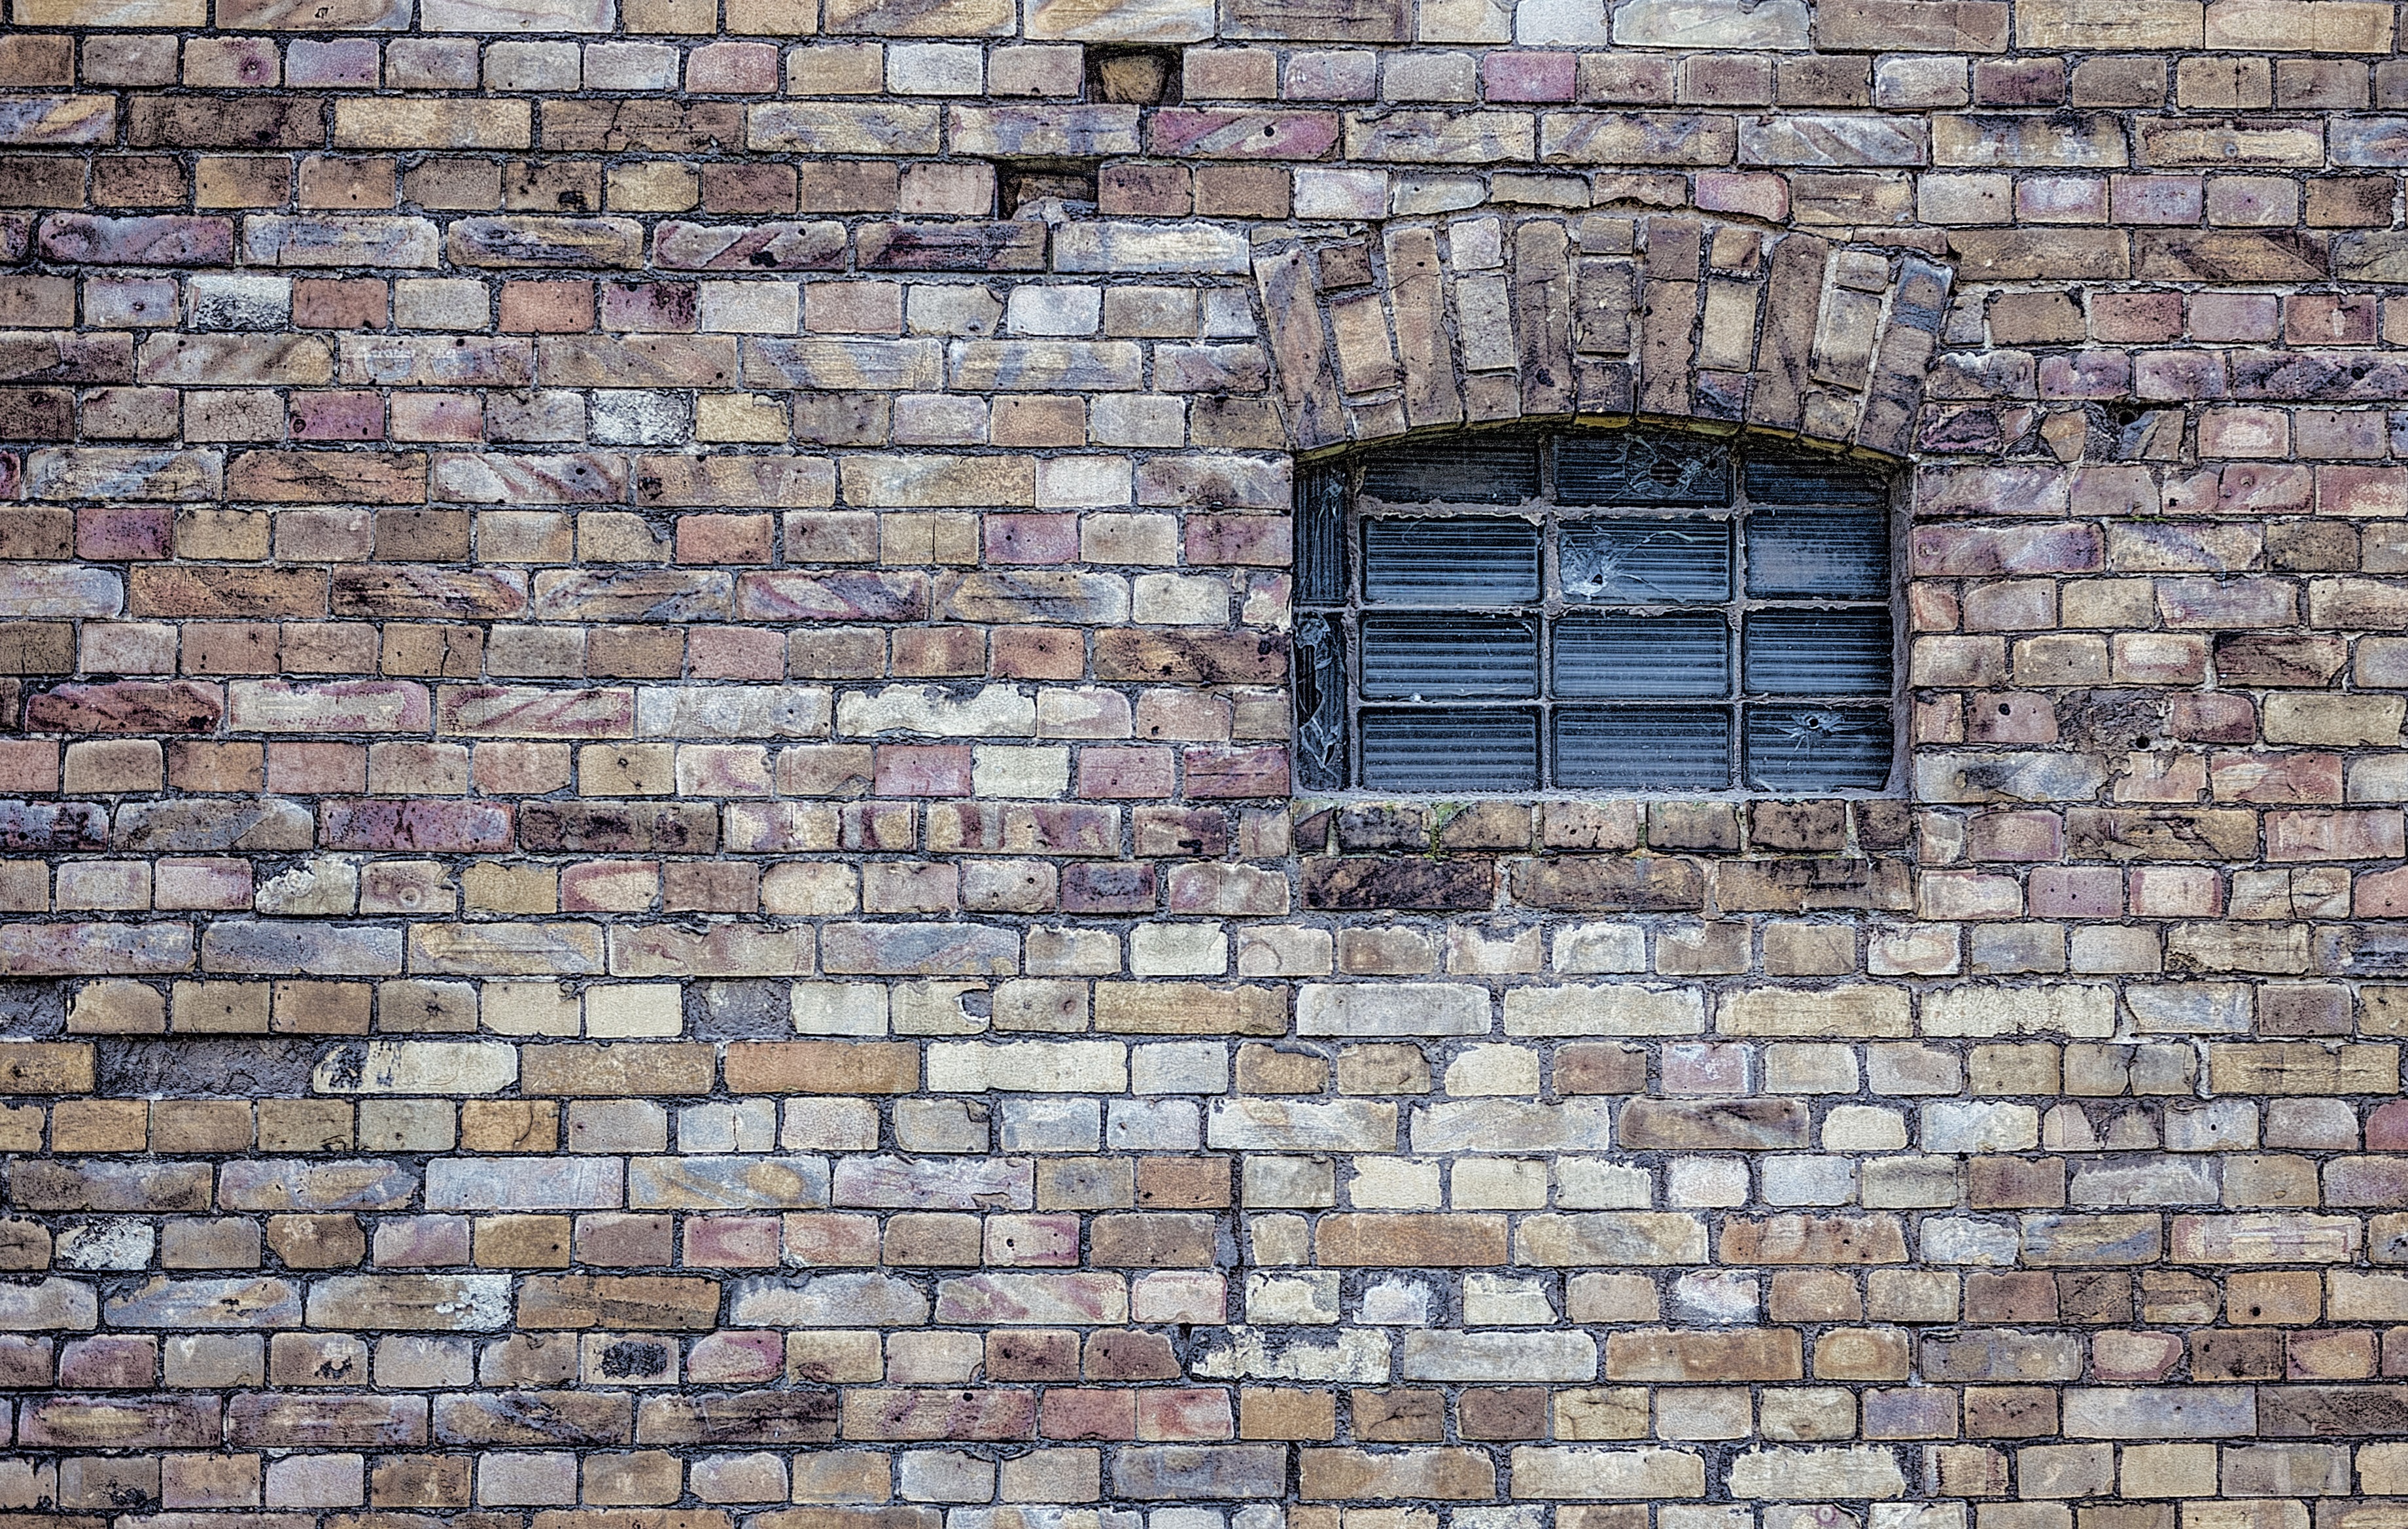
[1295,426,1899,796]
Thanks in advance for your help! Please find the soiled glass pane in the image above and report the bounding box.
[1555,612,1728,698]
[1560,519,1731,603]
[1745,501,1889,599]
[1743,449,1885,506]
[1295,461,1347,606]
[1556,432,1732,506]
[1293,614,1346,792]
[1363,518,1541,605]
[1359,433,1541,504]
[1555,707,1732,790]
[1743,610,1893,695]
[1361,708,1539,791]
[1361,614,1539,698]
[1746,706,1893,791]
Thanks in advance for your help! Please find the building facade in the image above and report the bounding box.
[0,0,2403,1526]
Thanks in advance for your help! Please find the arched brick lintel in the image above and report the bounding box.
[1253,210,1955,462]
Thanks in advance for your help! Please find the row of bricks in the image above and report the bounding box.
[2,1380,2408,1451]
[27,917,2408,985]
[8,0,2401,50]
[31,396,2408,460]
[33,858,2408,955]
[0,1384,2399,1461]
[22,158,2401,239]
[0,1254,2363,1336]
[0,631,1278,685]
[24,279,2408,365]
[15,1438,2408,1517]
[0,392,1253,449]
[42,1017,2352,1105]
[16,1305,2408,1386]
[18,459,2408,523]
[4,1423,2408,1505]
[9,1150,2408,1227]
[0,164,2394,254]
[24,89,2408,171]
[9,35,2408,109]
[18,1086,2408,1159]
[27,391,2408,457]
[18,510,2408,578]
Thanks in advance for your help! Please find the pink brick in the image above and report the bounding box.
[2288,294,2378,347]
[76,504,171,560]
[2129,866,2222,917]
[2210,752,2343,805]
[2317,465,2408,518]
[288,391,385,442]
[688,627,786,681]
[682,1216,780,1268]
[1696,170,1787,221]
[1662,1042,1748,1095]
[985,514,1081,565]
[57,1335,150,1390]
[985,1214,1080,1267]
[1042,1388,1134,1441]
[2190,292,2280,343]
[2269,809,2407,862]
[686,41,780,94]
[1132,1270,1225,1324]
[1482,50,1576,101]
[2367,1100,2408,1152]
[286,39,379,88]
[319,799,511,853]
[391,393,483,442]
[1078,746,1175,799]
[783,1212,880,1266]
[561,860,660,913]
[372,1215,470,1267]
[2170,693,2256,743]
[2110,174,2203,226]
[1136,1388,1234,1442]
[154,858,253,911]
[875,745,973,797]
[675,512,773,565]
[2029,866,2120,918]
[2017,175,2107,222]
[689,1331,784,1385]
[2092,292,2185,343]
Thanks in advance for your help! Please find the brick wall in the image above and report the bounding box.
[1,0,2407,1526]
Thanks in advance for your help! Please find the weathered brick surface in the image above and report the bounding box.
[0,0,2399,1523]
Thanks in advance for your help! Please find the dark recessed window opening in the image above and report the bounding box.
[1294,427,1900,796]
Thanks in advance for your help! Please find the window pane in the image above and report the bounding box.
[1561,519,1731,603]
[1295,461,1347,606]
[1742,449,1885,506]
[1556,707,1732,790]
[1556,433,1732,506]
[1294,614,1346,792]
[1746,706,1893,791]
[1361,614,1539,698]
[1361,708,1539,791]
[1555,612,1728,698]
[1363,519,1541,605]
[1742,611,1893,695]
[1745,501,1889,599]
[1359,434,1541,504]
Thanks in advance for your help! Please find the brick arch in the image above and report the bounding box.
[1252,209,1954,461]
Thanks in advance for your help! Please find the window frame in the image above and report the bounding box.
[1293,424,1910,800]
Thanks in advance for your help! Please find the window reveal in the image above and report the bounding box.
[1293,428,1900,796]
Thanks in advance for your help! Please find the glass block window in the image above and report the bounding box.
[1294,428,1898,796]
